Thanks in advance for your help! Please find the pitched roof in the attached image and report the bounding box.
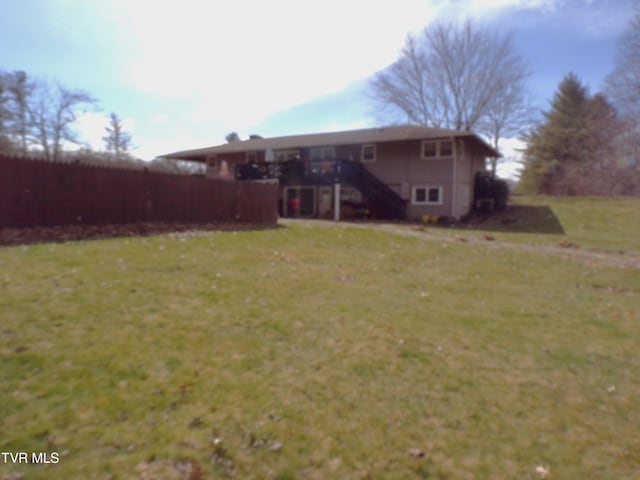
[161,125,499,161]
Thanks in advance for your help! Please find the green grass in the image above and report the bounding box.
[1,197,639,479]
[536,196,640,251]
[431,195,640,252]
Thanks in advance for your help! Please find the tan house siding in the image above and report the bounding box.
[366,138,458,220]
[278,137,487,220]
[366,140,414,185]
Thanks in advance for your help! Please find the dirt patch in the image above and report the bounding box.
[456,205,566,234]
[0,222,276,247]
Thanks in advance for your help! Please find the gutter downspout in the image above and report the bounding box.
[451,136,457,219]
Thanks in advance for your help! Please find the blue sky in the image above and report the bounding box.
[0,0,634,176]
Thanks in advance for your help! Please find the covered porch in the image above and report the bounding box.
[235,158,406,220]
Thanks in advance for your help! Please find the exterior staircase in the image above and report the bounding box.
[335,160,405,219]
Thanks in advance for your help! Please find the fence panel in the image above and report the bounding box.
[0,155,278,228]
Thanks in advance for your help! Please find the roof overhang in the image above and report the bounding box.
[161,125,500,162]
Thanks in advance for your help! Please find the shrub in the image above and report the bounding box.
[475,172,509,212]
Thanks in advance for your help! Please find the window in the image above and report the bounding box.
[412,186,443,205]
[340,187,362,203]
[246,151,258,163]
[422,140,454,159]
[206,155,218,168]
[439,140,453,157]
[275,149,300,162]
[361,144,376,163]
[310,146,335,162]
[422,141,437,158]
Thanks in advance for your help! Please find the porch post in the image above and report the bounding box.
[334,183,340,221]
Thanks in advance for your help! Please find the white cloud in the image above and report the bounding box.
[101,0,574,130]
[36,0,623,159]
[88,0,442,123]
[436,0,562,20]
[74,112,108,151]
[497,137,526,179]
[151,113,169,124]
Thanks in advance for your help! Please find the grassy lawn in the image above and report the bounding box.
[1,197,639,479]
[433,196,640,252]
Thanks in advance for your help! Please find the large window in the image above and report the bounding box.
[422,140,454,159]
[412,186,443,205]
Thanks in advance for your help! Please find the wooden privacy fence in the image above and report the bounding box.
[0,155,278,228]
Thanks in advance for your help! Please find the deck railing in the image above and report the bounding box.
[235,159,343,182]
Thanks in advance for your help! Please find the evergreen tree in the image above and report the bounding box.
[0,72,14,152]
[520,73,592,194]
[585,94,620,164]
[103,112,133,161]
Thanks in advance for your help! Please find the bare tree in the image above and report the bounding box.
[478,76,534,176]
[603,2,640,193]
[369,34,437,126]
[103,112,133,161]
[29,81,96,162]
[371,19,530,158]
[6,71,35,155]
[605,2,640,119]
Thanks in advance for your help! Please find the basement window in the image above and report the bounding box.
[412,186,443,205]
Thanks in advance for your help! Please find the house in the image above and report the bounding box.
[161,125,499,221]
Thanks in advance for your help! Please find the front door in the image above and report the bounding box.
[318,186,333,218]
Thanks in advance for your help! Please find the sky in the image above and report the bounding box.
[0,0,635,177]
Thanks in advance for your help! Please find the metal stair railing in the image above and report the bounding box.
[336,160,406,219]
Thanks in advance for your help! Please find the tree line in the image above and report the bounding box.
[519,3,640,196]
[0,72,204,174]
[370,5,640,196]
[0,71,133,163]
